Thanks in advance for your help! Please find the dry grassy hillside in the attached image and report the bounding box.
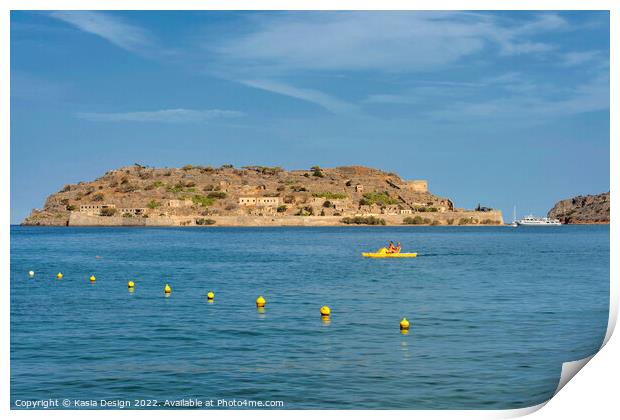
[22,164,482,226]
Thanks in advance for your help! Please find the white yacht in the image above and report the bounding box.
[515,215,562,226]
[510,206,517,227]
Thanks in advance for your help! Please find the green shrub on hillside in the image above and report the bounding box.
[341,216,386,225]
[147,200,160,209]
[192,195,215,207]
[360,191,398,206]
[403,216,425,225]
[311,166,325,178]
[167,183,185,193]
[195,218,216,225]
[100,207,116,217]
[312,192,348,200]
[242,165,283,175]
[296,206,314,216]
[207,191,227,199]
[415,206,439,212]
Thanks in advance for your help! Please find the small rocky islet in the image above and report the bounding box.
[548,192,610,224]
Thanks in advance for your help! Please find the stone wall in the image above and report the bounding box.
[404,180,428,193]
[69,210,503,227]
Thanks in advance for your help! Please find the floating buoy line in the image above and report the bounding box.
[23,271,413,332]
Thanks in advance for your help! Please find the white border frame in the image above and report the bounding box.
[2,1,616,419]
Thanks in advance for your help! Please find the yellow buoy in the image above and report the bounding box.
[320,306,331,317]
[128,281,135,288]
[207,291,215,300]
[400,317,410,331]
[164,284,171,294]
[89,275,96,282]
[256,295,266,307]
[28,270,35,278]
[56,272,63,280]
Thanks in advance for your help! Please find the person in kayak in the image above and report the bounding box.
[387,241,396,253]
[394,242,401,254]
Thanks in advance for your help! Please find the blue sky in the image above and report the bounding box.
[10,11,609,223]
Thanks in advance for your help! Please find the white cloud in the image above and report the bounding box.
[560,51,603,67]
[49,11,153,53]
[76,108,245,123]
[239,79,357,114]
[212,12,567,74]
[361,67,608,123]
[428,73,609,123]
[365,94,420,105]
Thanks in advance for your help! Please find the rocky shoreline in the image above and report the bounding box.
[548,192,610,224]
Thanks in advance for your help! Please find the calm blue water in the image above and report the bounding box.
[10,225,609,409]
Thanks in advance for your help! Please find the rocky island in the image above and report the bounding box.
[22,164,503,227]
[548,192,610,224]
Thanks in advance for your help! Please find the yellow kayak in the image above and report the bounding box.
[362,252,417,258]
[362,247,417,258]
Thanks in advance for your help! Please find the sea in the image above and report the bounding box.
[10,225,609,409]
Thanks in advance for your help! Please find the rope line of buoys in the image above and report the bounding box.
[23,271,413,332]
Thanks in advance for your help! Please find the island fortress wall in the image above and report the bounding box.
[69,210,503,227]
